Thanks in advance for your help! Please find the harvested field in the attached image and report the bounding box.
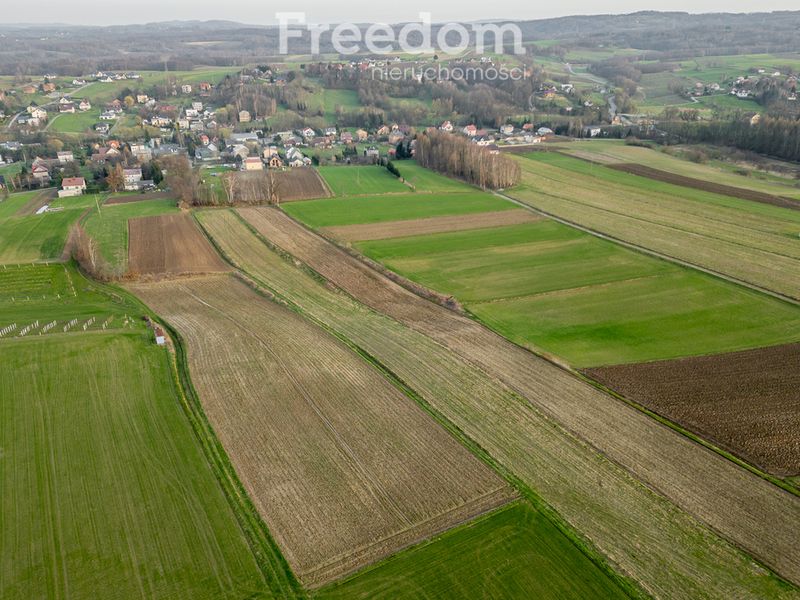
[199,211,798,598]
[130,274,513,588]
[275,168,330,202]
[127,213,229,276]
[585,343,800,476]
[233,206,800,593]
[608,163,800,210]
[322,209,540,241]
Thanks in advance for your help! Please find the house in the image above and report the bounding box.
[388,131,405,144]
[59,102,76,114]
[499,124,514,135]
[439,120,454,132]
[192,101,203,111]
[154,327,167,346]
[199,134,210,146]
[95,122,110,134]
[324,126,337,136]
[58,177,86,198]
[123,168,143,191]
[230,144,250,161]
[78,99,92,111]
[57,151,74,163]
[355,128,369,141]
[340,131,354,143]
[150,115,172,127]
[21,84,37,94]
[267,155,284,168]
[262,145,279,158]
[42,82,56,93]
[365,146,380,158]
[130,143,152,161]
[28,106,47,120]
[31,162,50,183]
[537,127,554,136]
[181,84,192,94]
[311,136,331,149]
[73,78,87,86]
[242,157,263,171]
[91,147,121,162]
[462,124,477,137]
[199,82,212,92]
[585,126,602,138]
[195,147,220,162]
[177,118,190,130]
[229,132,259,144]
[136,94,149,104]
[99,111,119,121]
[301,127,316,139]
[376,125,391,136]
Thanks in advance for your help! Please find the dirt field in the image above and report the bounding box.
[130,274,512,588]
[127,213,230,276]
[236,206,800,591]
[585,343,800,476]
[275,168,330,202]
[322,209,540,242]
[608,163,800,210]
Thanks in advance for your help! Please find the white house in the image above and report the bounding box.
[58,177,86,198]
[123,168,143,191]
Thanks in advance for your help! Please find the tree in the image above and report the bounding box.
[159,154,199,205]
[105,163,125,193]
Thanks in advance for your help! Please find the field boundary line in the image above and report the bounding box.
[115,280,305,599]
[494,190,800,306]
[198,211,649,600]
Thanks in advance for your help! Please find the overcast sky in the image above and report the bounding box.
[1,0,796,26]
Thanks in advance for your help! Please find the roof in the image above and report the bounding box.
[62,177,85,187]
[244,157,262,163]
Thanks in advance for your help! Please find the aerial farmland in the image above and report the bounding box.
[3,10,800,600]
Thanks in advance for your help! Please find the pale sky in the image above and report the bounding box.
[1,1,797,26]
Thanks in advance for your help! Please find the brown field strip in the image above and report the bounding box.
[276,168,331,202]
[127,213,230,276]
[608,163,800,210]
[236,206,800,592]
[322,209,541,242]
[129,274,513,588]
[585,343,800,477]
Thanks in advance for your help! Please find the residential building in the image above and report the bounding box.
[242,157,263,171]
[57,151,74,163]
[58,177,86,198]
[123,168,143,191]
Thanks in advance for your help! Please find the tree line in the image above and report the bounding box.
[414,130,521,190]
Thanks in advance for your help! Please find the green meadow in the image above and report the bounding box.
[357,220,800,367]
[318,165,410,196]
[284,191,514,227]
[394,161,474,193]
[316,502,627,600]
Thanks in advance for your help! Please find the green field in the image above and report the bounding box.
[83,198,179,271]
[318,165,410,196]
[0,209,83,263]
[394,161,474,193]
[284,191,514,227]
[0,190,39,219]
[307,87,361,114]
[357,220,800,366]
[48,108,103,133]
[316,502,627,599]
[0,332,268,599]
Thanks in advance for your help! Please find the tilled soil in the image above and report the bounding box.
[585,343,800,477]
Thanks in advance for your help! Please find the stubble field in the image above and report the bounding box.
[129,274,513,588]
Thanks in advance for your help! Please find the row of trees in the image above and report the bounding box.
[663,115,800,163]
[415,130,521,190]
